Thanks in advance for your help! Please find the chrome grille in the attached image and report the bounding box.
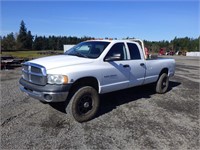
[31,66,42,74]
[22,63,47,85]
[22,65,28,71]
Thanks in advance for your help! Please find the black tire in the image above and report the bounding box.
[65,86,100,123]
[156,73,169,94]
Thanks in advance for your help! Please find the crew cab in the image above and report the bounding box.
[19,39,175,122]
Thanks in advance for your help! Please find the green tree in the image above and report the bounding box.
[26,31,33,49]
[33,36,43,50]
[1,32,16,50]
[17,20,27,49]
[17,20,33,50]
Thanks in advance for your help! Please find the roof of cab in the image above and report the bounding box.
[87,39,138,43]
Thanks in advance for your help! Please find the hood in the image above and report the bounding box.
[28,55,94,70]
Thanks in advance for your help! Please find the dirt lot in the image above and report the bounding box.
[0,56,199,149]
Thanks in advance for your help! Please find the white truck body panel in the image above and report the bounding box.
[29,55,94,70]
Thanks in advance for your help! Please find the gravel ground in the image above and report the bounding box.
[0,56,199,150]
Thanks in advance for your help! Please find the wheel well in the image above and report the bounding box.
[159,68,168,77]
[70,77,99,93]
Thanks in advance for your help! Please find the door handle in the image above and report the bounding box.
[140,63,145,66]
[123,64,130,68]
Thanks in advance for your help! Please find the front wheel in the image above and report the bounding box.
[65,86,100,123]
[156,73,169,94]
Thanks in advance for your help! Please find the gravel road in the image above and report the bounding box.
[1,56,199,149]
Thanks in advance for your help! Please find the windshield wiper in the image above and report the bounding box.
[74,51,88,58]
[65,51,88,58]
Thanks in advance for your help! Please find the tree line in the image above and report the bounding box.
[144,37,199,53]
[1,20,93,51]
[1,20,199,52]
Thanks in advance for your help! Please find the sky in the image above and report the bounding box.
[1,0,199,41]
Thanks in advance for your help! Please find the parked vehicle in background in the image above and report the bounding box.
[19,39,175,122]
[159,48,174,56]
[1,55,24,69]
[159,48,166,55]
[169,51,175,55]
[1,56,14,69]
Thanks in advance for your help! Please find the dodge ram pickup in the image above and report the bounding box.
[19,39,175,122]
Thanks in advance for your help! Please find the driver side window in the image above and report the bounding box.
[105,43,127,61]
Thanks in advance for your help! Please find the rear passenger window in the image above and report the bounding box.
[127,43,141,60]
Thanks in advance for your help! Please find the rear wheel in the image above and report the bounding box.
[156,73,169,94]
[65,86,100,123]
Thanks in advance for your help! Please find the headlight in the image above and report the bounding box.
[47,74,68,84]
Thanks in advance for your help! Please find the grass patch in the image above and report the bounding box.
[1,50,63,59]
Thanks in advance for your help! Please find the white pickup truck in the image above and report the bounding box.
[19,39,175,122]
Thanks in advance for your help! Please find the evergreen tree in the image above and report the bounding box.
[1,32,16,50]
[33,36,43,50]
[17,20,33,50]
[26,31,33,49]
[17,20,27,49]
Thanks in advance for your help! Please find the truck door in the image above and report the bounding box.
[126,42,146,87]
[101,42,130,93]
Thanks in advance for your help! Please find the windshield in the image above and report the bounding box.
[64,41,110,59]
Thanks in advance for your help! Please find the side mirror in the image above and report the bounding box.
[105,53,121,61]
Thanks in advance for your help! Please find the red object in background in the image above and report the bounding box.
[159,47,174,55]
[159,48,166,55]
[144,47,149,58]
